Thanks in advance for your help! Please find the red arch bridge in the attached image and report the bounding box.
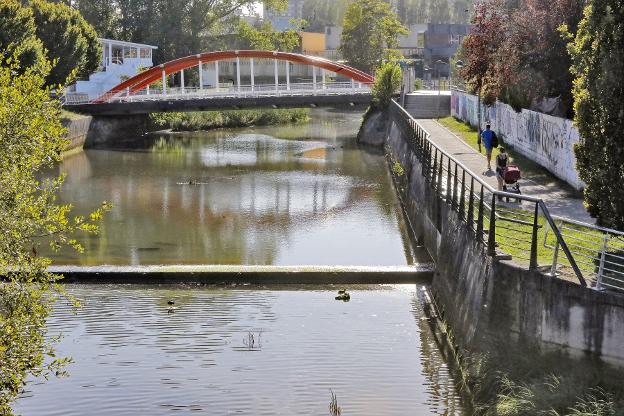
[64,50,375,116]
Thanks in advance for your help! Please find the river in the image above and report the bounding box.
[47,108,427,266]
[16,108,465,415]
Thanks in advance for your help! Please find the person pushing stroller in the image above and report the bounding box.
[495,147,522,201]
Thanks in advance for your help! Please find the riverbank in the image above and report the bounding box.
[382,100,624,415]
[150,108,310,131]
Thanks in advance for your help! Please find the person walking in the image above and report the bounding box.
[495,147,508,193]
[479,124,497,171]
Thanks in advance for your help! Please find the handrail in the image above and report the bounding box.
[392,99,544,202]
[390,99,588,286]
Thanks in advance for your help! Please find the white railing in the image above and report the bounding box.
[65,82,373,105]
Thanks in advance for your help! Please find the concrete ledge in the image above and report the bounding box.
[47,264,435,284]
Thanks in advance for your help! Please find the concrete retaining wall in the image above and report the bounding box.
[62,115,92,151]
[450,90,584,190]
[386,104,624,366]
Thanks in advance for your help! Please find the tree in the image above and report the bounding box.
[339,0,408,73]
[0,54,109,414]
[459,0,507,103]
[569,1,624,228]
[0,0,46,72]
[75,0,117,38]
[371,61,402,110]
[459,0,585,113]
[302,0,348,32]
[29,0,101,86]
[236,19,302,52]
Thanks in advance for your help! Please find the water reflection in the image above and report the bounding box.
[16,285,465,415]
[47,109,428,266]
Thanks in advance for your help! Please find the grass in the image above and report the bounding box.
[437,116,582,197]
[150,108,310,131]
[60,109,87,121]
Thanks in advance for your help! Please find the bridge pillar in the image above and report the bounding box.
[250,58,255,92]
[236,57,241,92]
[215,61,219,90]
[313,66,317,91]
[180,70,185,93]
[274,59,278,92]
[322,69,326,90]
[286,61,290,91]
[162,69,166,95]
[199,60,203,91]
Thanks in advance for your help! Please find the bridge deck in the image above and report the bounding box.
[65,92,372,116]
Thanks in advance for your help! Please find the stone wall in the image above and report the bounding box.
[386,102,624,366]
[451,90,584,190]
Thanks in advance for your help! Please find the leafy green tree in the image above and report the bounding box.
[301,0,348,32]
[0,0,46,72]
[0,55,109,414]
[236,19,302,52]
[29,0,101,86]
[371,61,402,110]
[75,0,117,38]
[339,0,408,73]
[569,0,624,228]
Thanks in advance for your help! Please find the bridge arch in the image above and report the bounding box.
[95,50,375,103]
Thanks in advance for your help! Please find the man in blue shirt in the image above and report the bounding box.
[480,124,495,171]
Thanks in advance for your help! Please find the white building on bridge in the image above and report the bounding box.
[69,38,158,101]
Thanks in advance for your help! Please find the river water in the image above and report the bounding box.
[16,285,464,415]
[47,108,428,266]
[17,109,466,415]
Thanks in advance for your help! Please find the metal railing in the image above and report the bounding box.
[389,99,624,290]
[64,82,373,105]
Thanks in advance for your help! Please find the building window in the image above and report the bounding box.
[450,34,462,45]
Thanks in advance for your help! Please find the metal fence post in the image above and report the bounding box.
[452,164,458,210]
[530,202,540,270]
[446,159,452,204]
[549,221,562,277]
[437,153,444,196]
[488,193,497,255]
[459,170,466,221]
[596,233,610,290]
[477,186,484,241]
[467,177,475,230]
[432,148,438,186]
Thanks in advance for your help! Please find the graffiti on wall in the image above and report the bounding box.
[451,91,584,190]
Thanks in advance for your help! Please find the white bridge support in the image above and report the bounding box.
[180,69,185,93]
[198,59,203,91]
[236,56,241,92]
[250,58,255,92]
[215,61,219,90]
[274,59,278,92]
[162,68,166,96]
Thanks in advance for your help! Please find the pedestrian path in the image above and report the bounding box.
[418,119,595,224]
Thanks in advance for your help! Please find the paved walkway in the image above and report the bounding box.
[418,119,595,224]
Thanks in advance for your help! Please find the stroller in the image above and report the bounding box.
[500,165,522,202]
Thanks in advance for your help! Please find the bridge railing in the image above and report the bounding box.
[390,100,624,292]
[78,82,372,104]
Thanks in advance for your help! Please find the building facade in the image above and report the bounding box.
[69,38,158,100]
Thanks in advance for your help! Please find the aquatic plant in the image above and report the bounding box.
[329,390,341,416]
[391,160,405,177]
[150,109,310,132]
